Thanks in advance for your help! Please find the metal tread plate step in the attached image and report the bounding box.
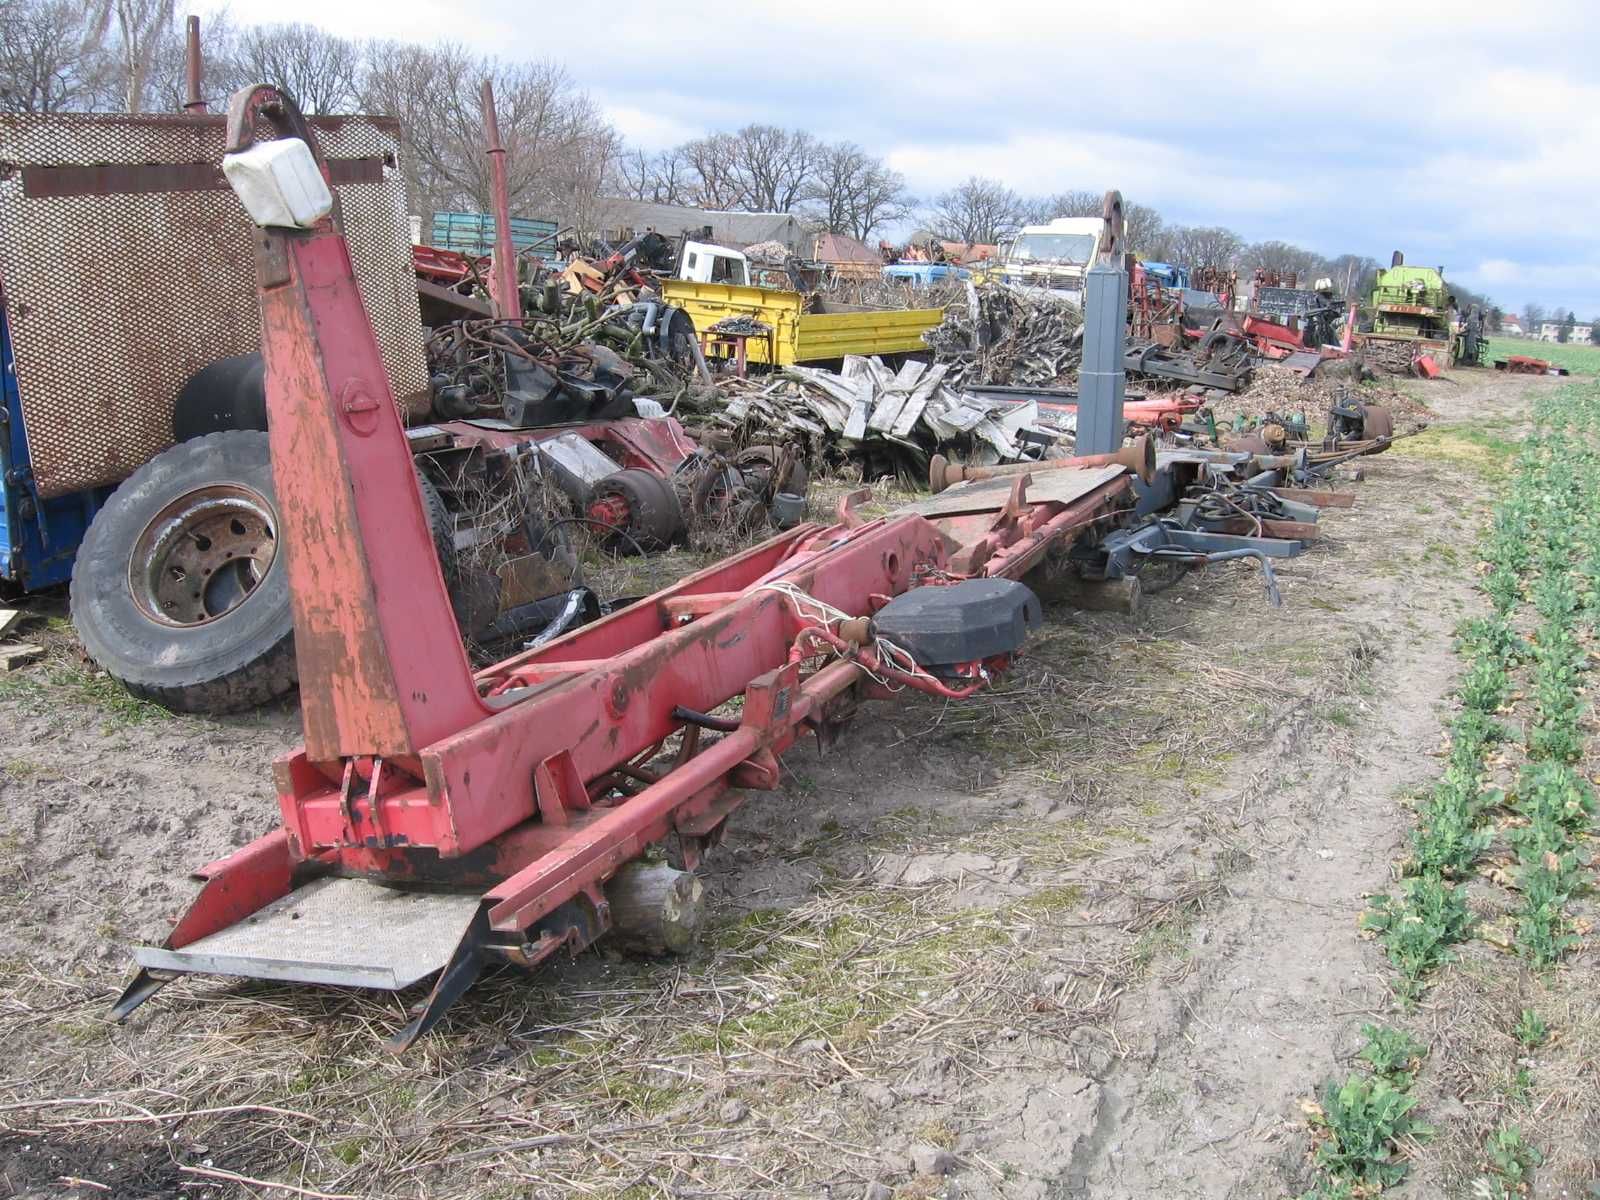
[895,464,1124,518]
[134,876,483,990]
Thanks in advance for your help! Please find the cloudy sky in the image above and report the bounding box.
[214,0,1599,319]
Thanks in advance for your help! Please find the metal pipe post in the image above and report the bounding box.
[1076,257,1128,455]
[480,80,521,320]
[183,16,206,114]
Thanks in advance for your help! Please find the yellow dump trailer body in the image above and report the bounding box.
[662,280,942,366]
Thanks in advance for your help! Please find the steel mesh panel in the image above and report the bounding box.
[0,112,428,498]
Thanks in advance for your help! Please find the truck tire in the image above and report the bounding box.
[171,353,269,440]
[70,430,295,714]
[73,434,465,713]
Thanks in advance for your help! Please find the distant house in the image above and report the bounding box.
[592,199,807,255]
[1500,315,1523,336]
[812,232,882,280]
[1536,319,1590,343]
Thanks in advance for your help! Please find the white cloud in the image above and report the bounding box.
[599,104,699,152]
[199,0,1600,313]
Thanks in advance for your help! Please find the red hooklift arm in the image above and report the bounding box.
[229,85,487,764]
[115,84,1136,1045]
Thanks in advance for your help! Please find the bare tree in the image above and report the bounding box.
[1120,203,1163,256]
[1522,302,1546,334]
[727,124,816,212]
[612,147,694,205]
[0,0,106,111]
[86,0,175,111]
[1022,189,1100,223]
[363,43,618,231]
[806,141,911,240]
[1167,225,1244,272]
[927,176,1023,245]
[1325,252,1379,299]
[679,131,746,208]
[233,22,360,115]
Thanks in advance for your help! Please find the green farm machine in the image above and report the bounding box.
[1360,251,1482,369]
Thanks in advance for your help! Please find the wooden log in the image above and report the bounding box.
[604,861,705,957]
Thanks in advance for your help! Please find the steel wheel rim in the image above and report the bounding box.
[129,484,278,627]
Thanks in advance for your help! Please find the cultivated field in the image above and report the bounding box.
[1488,336,1600,376]
[2,369,1596,1200]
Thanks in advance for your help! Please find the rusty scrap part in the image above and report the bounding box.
[479,80,521,321]
[1126,338,1253,393]
[1356,335,1437,377]
[1358,404,1394,442]
[1495,354,1570,377]
[929,435,1156,493]
[1098,190,1125,263]
[115,84,1155,1044]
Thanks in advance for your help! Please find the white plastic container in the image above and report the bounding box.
[222,137,333,229]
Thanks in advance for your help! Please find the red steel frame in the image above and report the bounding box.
[116,86,1136,1044]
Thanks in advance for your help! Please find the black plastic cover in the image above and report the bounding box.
[871,578,1042,669]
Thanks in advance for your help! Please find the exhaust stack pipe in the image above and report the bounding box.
[183,16,205,113]
[1390,250,1404,267]
[929,435,1157,494]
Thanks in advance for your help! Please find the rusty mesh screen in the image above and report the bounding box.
[0,112,428,498]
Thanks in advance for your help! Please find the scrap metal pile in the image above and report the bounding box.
[673,353,1081,481]
[922,282,1084,388]
[1221,365,1432,429]
[426,278,707,426]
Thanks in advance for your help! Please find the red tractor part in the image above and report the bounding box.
[1495,354,1570,377]
[113,86,1140,1046]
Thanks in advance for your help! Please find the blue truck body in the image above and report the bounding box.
[881,263,970,286]
[1140,262,1190,290]
[0,310,110,591]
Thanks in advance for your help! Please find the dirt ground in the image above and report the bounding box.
[0,368,1586,1200]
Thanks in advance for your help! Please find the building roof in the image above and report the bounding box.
[593,199,806,252]
[942,241,997,265]
[813,232,880,264]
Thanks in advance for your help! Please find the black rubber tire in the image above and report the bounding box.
[72,434,461,714]
[70,431,295,714]
[416,473,458,584]
[172,354,268,440]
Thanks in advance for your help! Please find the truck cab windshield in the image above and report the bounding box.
[1009,233,1095,266]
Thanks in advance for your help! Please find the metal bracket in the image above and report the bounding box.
[1096,520,1303,606]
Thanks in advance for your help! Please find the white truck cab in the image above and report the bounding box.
[999,216,1104,303]
[677,240,750,287]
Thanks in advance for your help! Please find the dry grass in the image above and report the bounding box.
[0,432,1457,1199]
[0,549,1378,1199]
